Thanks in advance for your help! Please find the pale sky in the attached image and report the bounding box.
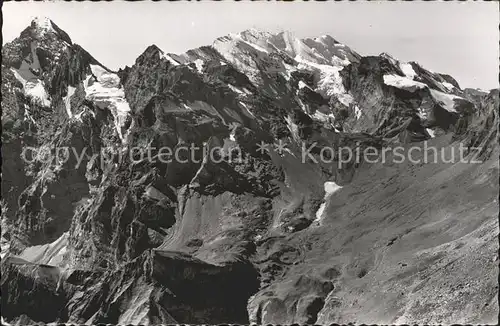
[2,1,498,90]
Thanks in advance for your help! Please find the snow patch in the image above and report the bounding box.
[315,203,326,221]
[400,62,417,80]
[429,89,459,113]
[228,84,245,95]
[298,80,310,89]
[238,29,274,53]
[194,59,204,73]
[417,107,428,120]
[73,107,96,122]
[473,87,489,93]
[354,105,362,119]
[11,41,41,83]
[383,74,427,91]
[90,64,107,80]
[10,42,52,107]
[25,80,52,107]
[315,181,343,223]
[64,86,75,117]
[243,39,269,53]
[239,101,255,118]
[426,128,435,138]
[190,155,210,187]
[228,31,270,54]
[11,68,28,85]
[324,181,342,195]
[275,31,329,64]
[0,226,11,259]
[380,52,398,66]
[117,286,154,325]
[296,56,353,106]
[83,66,131,142]
[19,232,68,266]
[312,110,335,124]
[285,115,300,141]
[182,103,193,111]
[23,104,36,124]
[89,64,121,87]
[337,93,354,107]
[229,129,236,142]
[144,186,169,201]
[297,97,308,114]
[282,63,296,81]
[330,55,351,67]
[213,37,262,85]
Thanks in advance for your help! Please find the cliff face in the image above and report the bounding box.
[1,17,498,325]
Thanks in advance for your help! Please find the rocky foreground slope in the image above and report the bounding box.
[1,17,498,324]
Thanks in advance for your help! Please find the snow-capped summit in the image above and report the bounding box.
[31,16,55,33]
[238,27,273,40]
[313,34,340,46]
[237,28,275,52]
[23,16,73,45]
[379,52,395,59]
[302,34,360,66]
[269,30,320,62]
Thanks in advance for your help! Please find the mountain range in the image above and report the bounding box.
[1,17,498,325]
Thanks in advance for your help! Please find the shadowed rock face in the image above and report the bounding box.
[1,18,498,325]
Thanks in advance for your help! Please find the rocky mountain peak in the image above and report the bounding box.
[30,16,56,33]
[135,44,165,62]
[143,44,164,55]
[2,17,73,74]
[134,44,181,69]
[24,16,73,44]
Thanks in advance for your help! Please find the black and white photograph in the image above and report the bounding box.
[0,0,498,325]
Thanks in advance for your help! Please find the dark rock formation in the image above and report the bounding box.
[1,17,498,325]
